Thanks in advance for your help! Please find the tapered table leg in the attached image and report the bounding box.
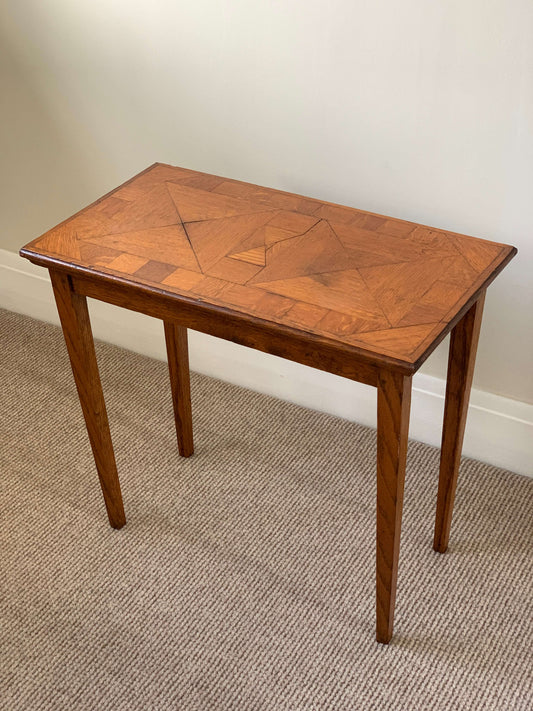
[376,369,412,643]
[433,293,486,553]
[164,321,194,457]
[50,270,125,528]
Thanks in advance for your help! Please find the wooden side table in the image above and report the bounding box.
[20,163,516,643]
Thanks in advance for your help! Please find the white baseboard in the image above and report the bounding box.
[2,248,531,478]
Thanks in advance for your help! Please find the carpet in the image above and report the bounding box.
[1,308,531,710]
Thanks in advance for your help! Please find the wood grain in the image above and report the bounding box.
[49,270,126,529]
[70,272,382,385]
[18,163,517,644]
[164,321,194,458]
[433,293,486,553]
[376,369,412,643]
[20,162,517,366]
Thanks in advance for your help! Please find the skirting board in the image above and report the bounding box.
[2,248,531,478]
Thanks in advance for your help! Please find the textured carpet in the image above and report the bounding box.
[1,308,532,710]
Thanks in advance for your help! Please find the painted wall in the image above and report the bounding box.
[1,1,532,403]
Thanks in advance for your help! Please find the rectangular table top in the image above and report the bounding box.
[20,163,516,371]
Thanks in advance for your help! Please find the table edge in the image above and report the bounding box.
[19,248,418,376]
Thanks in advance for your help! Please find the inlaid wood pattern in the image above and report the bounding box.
[19,163,518,645]
[21,163,516,366]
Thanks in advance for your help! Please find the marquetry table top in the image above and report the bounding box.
[21,163,516,369]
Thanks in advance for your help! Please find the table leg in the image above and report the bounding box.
[433,293,486,553]
[50,270,126,529]
[376,369,412,643]
[164,321,194,457]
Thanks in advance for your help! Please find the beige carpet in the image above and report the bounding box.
[1,308,532,710]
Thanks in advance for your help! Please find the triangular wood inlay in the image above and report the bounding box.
[212,181,321,215]
[231,224,270,253]
[166,182,276,223]
[186,212,274,271]
[359,257,449,326]
[86,225,200,272]
[331,222,420,267]
[396,280,466,327]
[448,234,503,272]
[256,269,389,327]
[114,164,195,199]
[105,183,179,235]
[250,221,359,285]
[229,247,266,266]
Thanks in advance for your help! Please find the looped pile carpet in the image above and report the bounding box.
[1,308,531,709]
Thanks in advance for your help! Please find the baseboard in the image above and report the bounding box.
[2,248,531,478]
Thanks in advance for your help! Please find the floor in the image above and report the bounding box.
[1,308,532,710]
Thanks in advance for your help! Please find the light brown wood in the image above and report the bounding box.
[376,369,412,643]
[164,321,194,457]
[19,163,517,644]
[49,270,126,529]
[433,293,486,553]
[69,273,382,385]
[20,163,516,368]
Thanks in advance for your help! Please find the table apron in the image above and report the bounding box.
[70,273,387,387]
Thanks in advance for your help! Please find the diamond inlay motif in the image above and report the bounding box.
[27,163,511,363]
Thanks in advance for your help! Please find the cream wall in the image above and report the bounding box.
[1,0,532,403]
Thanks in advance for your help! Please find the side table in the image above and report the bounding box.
[20,163,517,643]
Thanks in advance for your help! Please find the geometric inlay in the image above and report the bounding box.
[229,247,266,266]
[22,162,515,364]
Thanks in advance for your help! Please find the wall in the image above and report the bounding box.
[1,2,532,429]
